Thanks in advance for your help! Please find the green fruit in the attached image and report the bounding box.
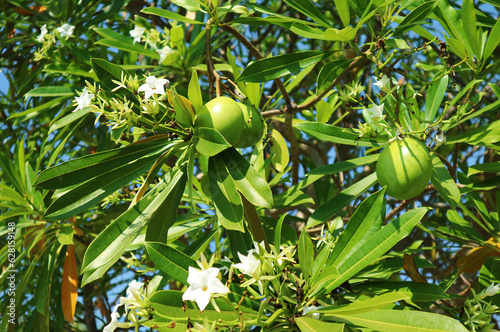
[233,103,266,148]
[194,97,245,145]
[376,136,432,200]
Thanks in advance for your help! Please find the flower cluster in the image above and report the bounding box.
[103,280,149,332]
[462,283,500,332]
[34,23,75,60]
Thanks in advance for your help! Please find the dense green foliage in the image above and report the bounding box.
[1,0,500,331]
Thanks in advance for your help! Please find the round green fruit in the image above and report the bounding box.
[194,97,245,145]
[233,103,266,148]
[376,136,432,200]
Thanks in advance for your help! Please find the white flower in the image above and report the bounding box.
[481,283,500,299]
[157,45,175,64]
[103,304,134,332]
[374,75,391,91]
[56,23,75,39]
[367,103,384,120]
[36,24,48,43]
[73,87,94,112]
[182,266,229,311]
[137,76,169,100]
[303,305,322,320]
[130,26,145,44]
[121,280,145,308]
[233,251,261,280]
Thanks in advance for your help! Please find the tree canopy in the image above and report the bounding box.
[1,0,500,331]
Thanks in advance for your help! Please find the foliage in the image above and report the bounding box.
[1,0,500,331]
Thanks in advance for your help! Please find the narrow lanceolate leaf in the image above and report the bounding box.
[319,292,411,316]
[484,16,500,60]
[295,317,345,332]
[209,155,244,232]
[312,207,430,295]
[237,51,332,83]
[324,309,468,332]
[298,229,315,281]
[317,59,351,94]
[424,75,448,122]
[307,172,378,228]
[393,1,437,35]
[283,0,331,28]
[461,0,479,58]
[91,58,130,90]
[430,152,460,208]
[295,122,386,147]
[326,188,385,268]
[141,7,204,24]
[145,242,197,285]
[81,181,170,285]
[270,129,289,173]
[34,136,173,189]
[219,148,273,208]
[25,86,75,98]
[61,245,78,324]
[145,167,187,243]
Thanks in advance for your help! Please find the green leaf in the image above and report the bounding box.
[298,229,315,281]
[484,15,500,60]
[430,152,460,208]
[324,309,468,332]
[313,207,430,295]
[290,22,329,40]
[35,243,59,314]
[95,39,159,59]
[145,242,197,284]
[90,58,130,90]
[468,161,500,176]
[317,60,350,94]
[295,122,386,147]
[307,172,378,228]
[356,281,450,302]
[393,1,437,35]
[283,0,331,28]
[296,317,345,332]
[270,129,289,173]
[325,27,357,41]
[334,0,350,27]
[193,127,231,157]
[188,69,203,111]
[34,136,172,189]
[141,7,204,24]
[237,51,332,83]
[424,75,448,122]
[319,292,410,316]
[447,119,500,149]
[208,155,244,232]
[326,188,385,268]
[81,181,170,285]
[25,86,75,98]
[145,167,187,243]
[57,224,74,245]
[462,0,480,58]
[49,107,92,133]
[434,0,473,57]
[219,148,273,209]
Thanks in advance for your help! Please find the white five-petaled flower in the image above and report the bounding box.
[73,87,94,112]
[121,280,145,308]
[233,251,261,280]
[137,76,169,100]
[103,304,134,332]
[374,75,391,91]
[157,45,175,64]
[367,103,384,120]
[130,26,146,44]
[56,23,75,39]
[36,24,48,43]
[182,266,229,311]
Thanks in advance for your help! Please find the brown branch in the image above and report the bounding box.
[206,22,216,99]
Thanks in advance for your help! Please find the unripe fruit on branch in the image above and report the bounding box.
[194,97,245,145]
[376,136,432,200]
[233,103,265,148]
